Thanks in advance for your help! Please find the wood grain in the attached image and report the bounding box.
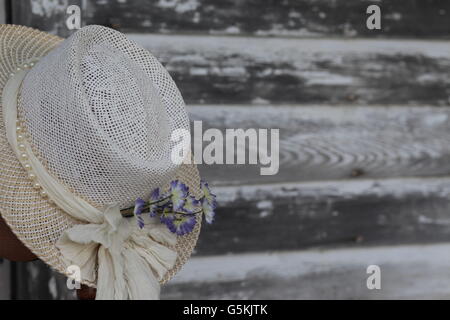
[14,0,450,39]
[194,177,450,255]
[129,35,450,105]
[189,105,450,184]
[162,243,450,299]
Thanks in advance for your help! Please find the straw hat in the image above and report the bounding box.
[0,24,216,299]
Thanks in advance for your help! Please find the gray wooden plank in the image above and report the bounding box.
[13,0,450,39]
[162,243,450,299]
[0,259,10,299]
[129,35,450,105]
[13,260,76,300]
[194,177,450,255]
[189,105,450,184]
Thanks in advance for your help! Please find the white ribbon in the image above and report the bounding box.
[2,63,178,300]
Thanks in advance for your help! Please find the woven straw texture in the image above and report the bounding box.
[0,24,202,286]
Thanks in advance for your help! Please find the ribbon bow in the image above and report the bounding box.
[56,204,178,300]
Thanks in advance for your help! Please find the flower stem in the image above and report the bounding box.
[149,195,172,205]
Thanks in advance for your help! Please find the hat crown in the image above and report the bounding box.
[18,25,189,208]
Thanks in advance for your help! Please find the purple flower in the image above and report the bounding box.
[134,198,145,215]
[149,203,159,217]
[137,216,145,229]
[160,205,176,224]
[200,180,217,224]
[202,198,215,224]
[150,188,161,202]
[165,215,197,236]
[200,180,217,209]
[133,180,211,234]
[148,187,171,217]
[170,180,189,211]
[183,195,201,214]
[134,198,146,229]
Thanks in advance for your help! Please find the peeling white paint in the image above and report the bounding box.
[224,26,241,34]
[30,0,68,18]
[303,71,355,86]
[385,12,402,21]
[189,67,209,76]
[48,276,58,299]
[418,215,450,226]
[157,0,199,13]
[212,176,450,204]
[28,263,40,281]
[257,200,273,210]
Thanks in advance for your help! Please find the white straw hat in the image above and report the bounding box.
[0,24,216,299]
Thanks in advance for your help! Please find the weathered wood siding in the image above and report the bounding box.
[4,0,450,300]
[13,0,450,38]
[130,35,450,105]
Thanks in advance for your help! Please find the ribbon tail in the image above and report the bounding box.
[123,248,160,300]
[111,248,128,300]
[56,224,101,283]
[96,247,114,300]
[96,246,129,300]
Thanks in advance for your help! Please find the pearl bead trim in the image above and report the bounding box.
[11,59,55,205]
[8,59,39,78]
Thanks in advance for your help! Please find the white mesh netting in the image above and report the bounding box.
[19,25,190,209]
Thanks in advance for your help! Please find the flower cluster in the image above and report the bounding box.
[134,180,217,235]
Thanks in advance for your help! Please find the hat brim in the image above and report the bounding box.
[0,24,202,286]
